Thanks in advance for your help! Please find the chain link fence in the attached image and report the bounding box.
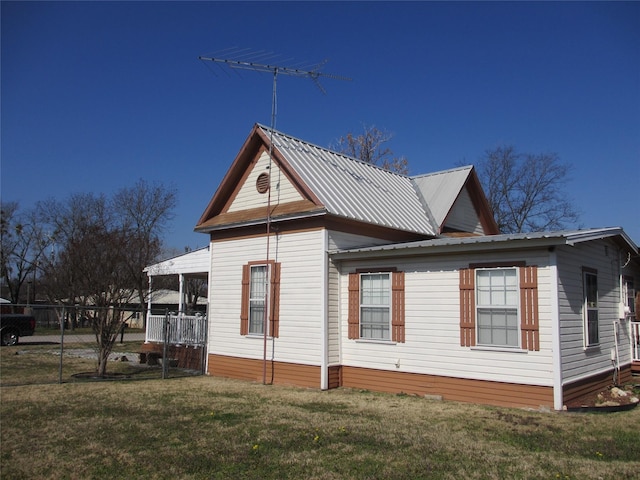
[1,304,206,387]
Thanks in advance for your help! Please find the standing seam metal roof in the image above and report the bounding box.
[260,125,436,236]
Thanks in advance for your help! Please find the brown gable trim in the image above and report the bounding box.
[196,125,325,230]
[465,167,500,235]
[204,213,431,244]
[210,224,324,243]
[219,144,269,215]
[196,200,322,231]
[197,124,264,227]
[437,167,499,236]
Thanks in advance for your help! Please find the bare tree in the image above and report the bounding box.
[333,125,409,174]
[112,179,177,326]
[476,145,580,233]
[0,202,52,305]
[38,182,176,377]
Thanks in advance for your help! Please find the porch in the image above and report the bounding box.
[145,313,207,346]
[142,313,207,371]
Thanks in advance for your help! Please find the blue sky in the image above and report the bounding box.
[2,1,639,250]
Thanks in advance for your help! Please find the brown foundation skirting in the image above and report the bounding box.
[341,366,554,409]
[206,355,635,410]
[562,365,632,405]
[208,354,321,388]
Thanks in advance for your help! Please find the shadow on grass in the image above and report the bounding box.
[69,364,204,382]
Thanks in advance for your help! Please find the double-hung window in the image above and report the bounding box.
[623,277,635,319]
[348,269,405,343]
[249,265,267,335]
[475,268,519,348]
[360,273,391,341]
[240,261,281,337]
[583,269,599,346]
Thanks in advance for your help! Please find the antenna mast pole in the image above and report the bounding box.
[199,53,350,385]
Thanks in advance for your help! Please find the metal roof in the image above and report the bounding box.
[331,227,638,260]
[260,125,437,236]
[411,166,473,227]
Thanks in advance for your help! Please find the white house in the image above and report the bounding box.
[191,124,639,410]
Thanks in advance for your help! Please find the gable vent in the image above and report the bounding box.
[256,172,270,194]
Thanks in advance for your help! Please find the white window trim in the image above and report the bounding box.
[248,264,269,336]
[359,272,392,342]
[583,269,599,348]
[475,267,521,349]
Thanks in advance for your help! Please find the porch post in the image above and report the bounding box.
[146,275,153,343]
[179,273,185,315]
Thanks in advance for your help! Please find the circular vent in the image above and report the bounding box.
[256,172,270,193]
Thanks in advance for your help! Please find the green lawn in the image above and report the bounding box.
[1,345,639,479]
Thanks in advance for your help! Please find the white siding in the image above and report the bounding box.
[337,249,555,387]
[556,239,633,384]
[208,229,325,367]
[227,151,303,212]
[327,258,341,365]
[326,231,405,366]
[443,188,483,234]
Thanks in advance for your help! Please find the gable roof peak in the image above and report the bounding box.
[256,123,410,179]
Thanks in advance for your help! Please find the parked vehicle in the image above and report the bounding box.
[0,314,36,346]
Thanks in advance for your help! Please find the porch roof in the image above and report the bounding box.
[144,247,210,279]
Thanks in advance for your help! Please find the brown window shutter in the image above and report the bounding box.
[459,268,476,346]
[269,262,281,338]
[348,273,360,339]
[240,264,250,335]
[391,271,405,343]
[520,265,539,351]
[635,291,640,321]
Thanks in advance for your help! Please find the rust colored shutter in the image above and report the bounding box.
[269,262,281,338]
[391,271,405,343]
[240,264,250,335]
[459,268,476,346]
[348,273,360,339]
[520,266,539,351]
[635,291,640,321]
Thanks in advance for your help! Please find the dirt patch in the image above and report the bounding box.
[565,384,640,411]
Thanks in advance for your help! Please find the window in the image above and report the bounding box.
[460,264,539,351]
[476,268,519,348]
[348,270,405,343]
[583,269,598,346]
[240,261,281,337]
[623,277,635,318]
[360,273,391,340]
[249,265,267,334]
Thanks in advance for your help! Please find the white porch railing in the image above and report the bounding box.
[632,322,640,362]
[145,314,207,346]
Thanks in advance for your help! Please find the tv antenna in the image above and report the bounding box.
[199,50,350,385]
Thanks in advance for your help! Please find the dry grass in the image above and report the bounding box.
[1,346,639,479]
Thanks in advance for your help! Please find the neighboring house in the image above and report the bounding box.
[144,246,210,316]
[191,124,639,410]
[142,247,210,370]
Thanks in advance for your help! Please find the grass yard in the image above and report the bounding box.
[1,346,639,479]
